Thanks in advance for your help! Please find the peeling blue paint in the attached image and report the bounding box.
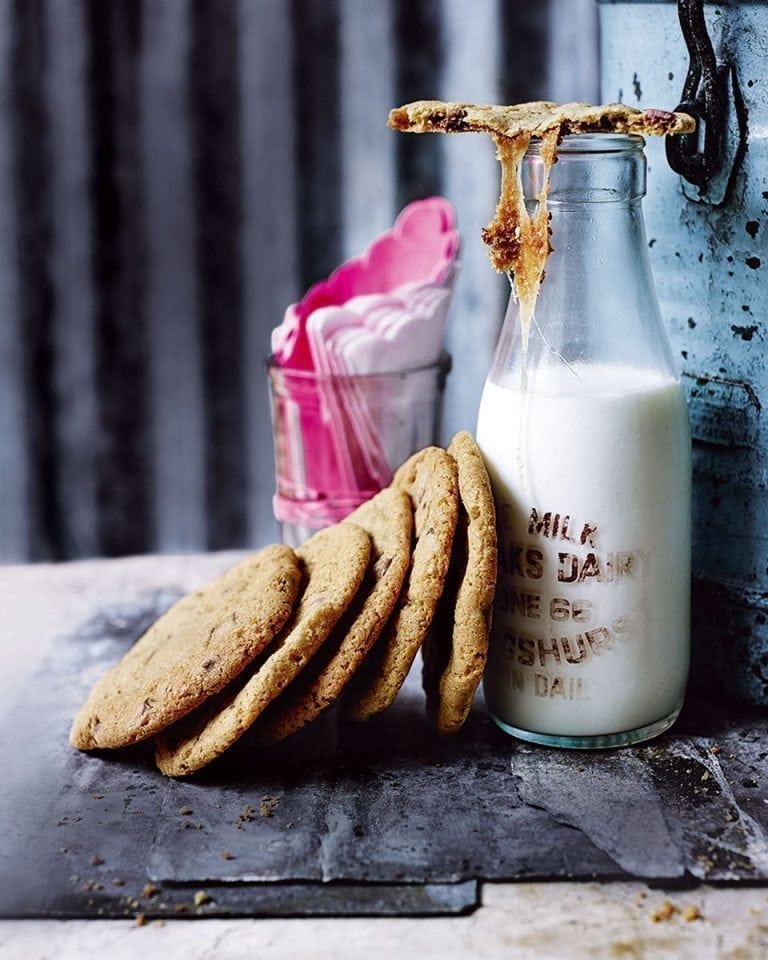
[601,0,768,705]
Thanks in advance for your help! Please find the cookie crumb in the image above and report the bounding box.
[239,803,255,823]
[112,878,125,887]
[682,905,702,922]
[173,904,187,914]
[193,890,211,906]
[154,919,166,928]
[90,854,104,866]
[710,744,721,754]
[91,793,104,800]
[134,914,147,927]
[81,879,103,892]
[141,883,159,899]
[179,805,192,816]
[650,900,677,923]
[220,851,235,861]
[701,771,710,781]
[260,796,279,818]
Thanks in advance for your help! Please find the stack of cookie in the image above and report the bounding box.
[70,432,497,777]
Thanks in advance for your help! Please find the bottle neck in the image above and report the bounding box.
[490,136,676,392]
[523,133,647,204]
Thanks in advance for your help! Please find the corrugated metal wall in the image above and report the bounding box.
[0,0,598,562]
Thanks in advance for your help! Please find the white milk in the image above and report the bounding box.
[477,363,691,739]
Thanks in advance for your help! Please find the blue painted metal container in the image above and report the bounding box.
[599,0,768,704]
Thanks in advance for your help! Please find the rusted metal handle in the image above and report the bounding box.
[665,0,729,186]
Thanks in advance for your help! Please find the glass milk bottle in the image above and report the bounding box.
[477,134,692,748]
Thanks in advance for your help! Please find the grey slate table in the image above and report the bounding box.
[0,553,766,943]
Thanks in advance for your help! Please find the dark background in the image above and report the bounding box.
[0,0,598,562]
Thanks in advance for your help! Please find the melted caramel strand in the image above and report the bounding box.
[481,134,530,275]
[522,127,559,338]
[482,127,558,300]
[531,126,560,270]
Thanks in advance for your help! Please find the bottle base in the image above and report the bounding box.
[490,702,684,750]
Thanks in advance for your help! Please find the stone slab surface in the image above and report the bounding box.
[0,554,766,929]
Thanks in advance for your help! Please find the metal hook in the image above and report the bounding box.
[665,0,729,186]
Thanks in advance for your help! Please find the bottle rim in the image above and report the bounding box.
[526,133,646,156]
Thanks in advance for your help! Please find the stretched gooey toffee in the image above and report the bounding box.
[482,129,558,352]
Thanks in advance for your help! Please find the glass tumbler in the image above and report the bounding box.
[267,353,451,547]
